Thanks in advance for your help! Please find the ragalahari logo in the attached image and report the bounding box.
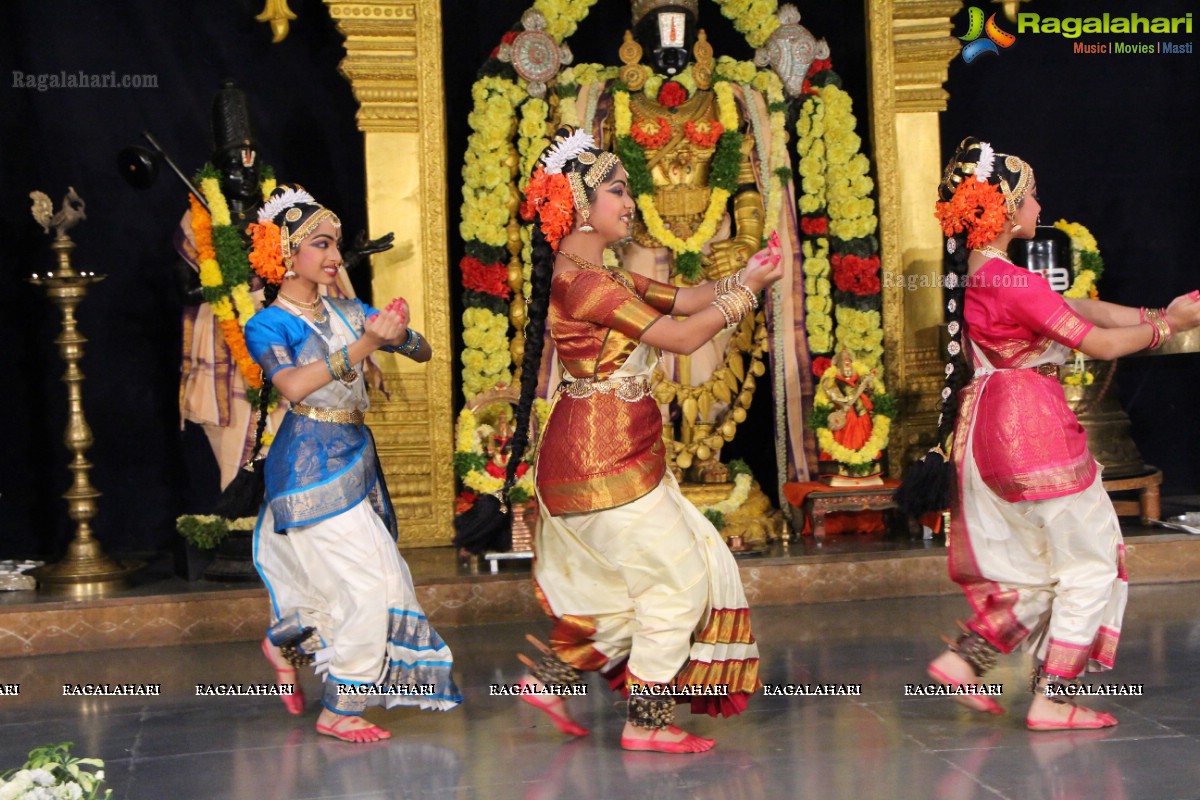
[959,7,1017,62]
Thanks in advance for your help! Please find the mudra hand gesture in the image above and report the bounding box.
[741,231,785,292]
[1166,290,1200,332]
[365,302,409,348]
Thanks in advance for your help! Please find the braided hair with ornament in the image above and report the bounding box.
[504,126,621,491]
[894,136,1035,517]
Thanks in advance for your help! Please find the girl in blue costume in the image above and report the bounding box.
[243,185,461,742]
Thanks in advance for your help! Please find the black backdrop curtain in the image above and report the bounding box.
[2,0,1196,560]
[0,0,366,559]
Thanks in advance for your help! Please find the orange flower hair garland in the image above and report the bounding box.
[520,167,574,251]
[935,179,1007,250]
[247,221,287,285]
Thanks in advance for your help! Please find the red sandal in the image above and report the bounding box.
[621,727,715,754]
[518,677,589,737]
[927,663,1004,715]
[1027,706,1118,731]
[261,638,305,715]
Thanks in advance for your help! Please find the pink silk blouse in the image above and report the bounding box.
[954,259,1097,502]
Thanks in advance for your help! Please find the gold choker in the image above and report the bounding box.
[279,290,327,323]
[974,245,1011,263]
[559,251,635,293]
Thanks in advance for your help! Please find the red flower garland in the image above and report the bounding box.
[832,253,882,296]
[812,356,833,379]
[461,256,512,299]
[657,81,689,108]
[684,118,724,149]
[631,116,672,149]
[800,215,828,236]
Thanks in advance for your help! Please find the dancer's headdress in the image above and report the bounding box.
[520,126,620,251]
[935,137,1033,249]
[247,183,341,284]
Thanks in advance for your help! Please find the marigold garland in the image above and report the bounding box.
[520,167,574,251]
[684,118,724,149]
[631,116,672,149]
[188,166,275,390]
[246,221,286,285]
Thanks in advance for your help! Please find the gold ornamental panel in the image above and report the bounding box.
[325,0,455,547]
[867,0,963,473]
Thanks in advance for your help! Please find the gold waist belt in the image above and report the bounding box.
[653,185,711,217]
[559,375,652,403]
[1032,364,1059,376]
[290,403,364,426]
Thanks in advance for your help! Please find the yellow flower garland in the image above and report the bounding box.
[462,307,513,399]
[813,361,890,465]
[796,81,884,370]
[714,0,780,48]
[613,77,739,262]
[1055,219,1102,300]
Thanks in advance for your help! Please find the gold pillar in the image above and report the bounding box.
[867,0,962,473]
[325,0,455,547]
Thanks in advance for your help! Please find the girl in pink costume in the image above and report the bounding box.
[900,137,1200,730]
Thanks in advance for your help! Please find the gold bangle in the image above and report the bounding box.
[713,293,747,329]
[733,284,758,311]
[711,297,737,328]
[722,288,753,318]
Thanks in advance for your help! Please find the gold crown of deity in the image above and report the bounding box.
[632,0,699,25]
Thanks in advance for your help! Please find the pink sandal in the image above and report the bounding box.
[316,715,393,743]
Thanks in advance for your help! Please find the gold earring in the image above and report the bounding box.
[1010,224,1022,233]
[580,223,595,233]
[283,258,297,279]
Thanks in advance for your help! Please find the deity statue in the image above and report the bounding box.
[173,82,392,489]
[563,0,812,487]
[817,347,883,484]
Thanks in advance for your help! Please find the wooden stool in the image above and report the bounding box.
[1102,467,1162,524]
[803,486,899,540]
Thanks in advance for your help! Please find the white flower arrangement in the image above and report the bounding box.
[699,473,754,516]
[0,743,110,800]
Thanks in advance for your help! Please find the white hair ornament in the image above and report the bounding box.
[258,187,316,223]
[542,129,596,175]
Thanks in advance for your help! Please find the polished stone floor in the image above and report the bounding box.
[1,584,1199,800]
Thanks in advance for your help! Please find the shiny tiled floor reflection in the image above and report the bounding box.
[2,584,1199,799]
